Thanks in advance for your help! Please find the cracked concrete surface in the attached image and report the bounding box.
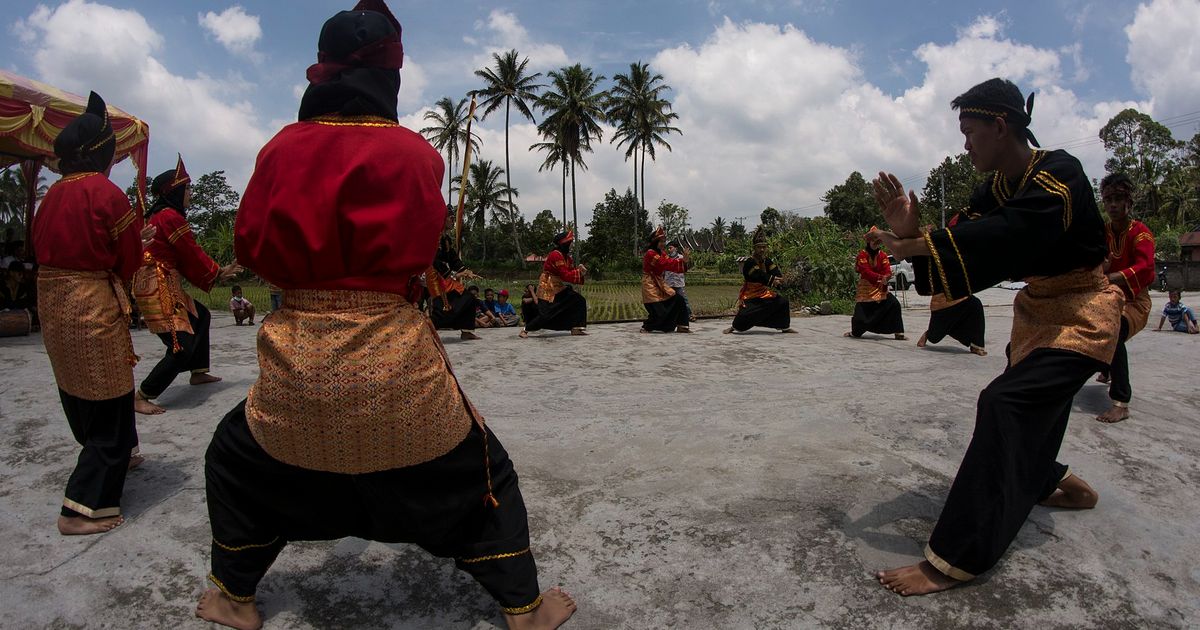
[2,287,1199,629]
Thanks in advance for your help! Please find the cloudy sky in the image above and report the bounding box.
[5,0,1200,234]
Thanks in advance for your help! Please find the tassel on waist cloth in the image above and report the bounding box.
[1010,266,1124,367]
[36,267,138,400]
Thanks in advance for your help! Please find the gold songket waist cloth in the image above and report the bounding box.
[1009,266,1124,367]
[1122,289,1152,341]
[537,271,565,302]
[36,267,138,400]
[246,289,475,474]
[641,273,676,303]
[132,252,197,343]
[855,278,887,303]
[929,293,968,312]
[738,282,777,302]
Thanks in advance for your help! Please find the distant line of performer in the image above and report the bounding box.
[29,2,1173,626]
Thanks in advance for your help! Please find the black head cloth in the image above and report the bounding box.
[53,91,116,175]
[952,78,1041,148]
[299,0,404,122]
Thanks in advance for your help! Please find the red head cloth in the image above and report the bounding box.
[649,226,666,243]
[170,153,190,191]
[306,0,404,85]
[554,230,574,246]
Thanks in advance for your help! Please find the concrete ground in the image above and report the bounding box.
[1,287,1198,629]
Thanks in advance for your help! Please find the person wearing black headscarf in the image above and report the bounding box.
[429,234,483,339]
[917,212,987,355]
[132,155,239,410]
[868,78,1121,596]
[846,235,905,340]
[33,91,148,535]
[196,3,575,629]
[520,230,588,337]
[724,226,795,333]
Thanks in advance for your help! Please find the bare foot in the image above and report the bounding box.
[504,587,576,630]
[969,344,988,357]
[518,330,529,339]
[135,397,165,415]
[1095,373,1110,384]
[877,561,963,596]
[1039,474,1099,509]
[675,326,692,333]
[195,588,262,630]
[57,514,123,535]
[780,328,798,333]
[917,332,928,348]
[571,328,588,336]
[843,331,853,338]
[722,326,734,334]
[639,328,650,334]
[1095,405,1129,424]
[894,333,907,341]
[461,331,481,340]
[190,373,222,386]
[128,454,145,470]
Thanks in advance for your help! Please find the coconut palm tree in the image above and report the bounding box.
[710,216,726,252]
[471,50,542,259]
[536,64,607,242]
[607,62,681,223]
[452,160,517,261]
[530,137,569,226]
[420,96,481,203]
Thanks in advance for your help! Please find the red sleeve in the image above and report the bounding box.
[106,189,142,284]
[1117,225,1155,296]
[545,250,584,284]
[647,251,686,274]
[879,251,892,278]
[855,251,884,284]
[161,210,220,291]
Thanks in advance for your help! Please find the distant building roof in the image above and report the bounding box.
[1181,231,1200,247]
[524,253,546,262]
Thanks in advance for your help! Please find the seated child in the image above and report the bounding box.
[229,285,256,325]
[492,289,519,327]
[1158,290,1198,334]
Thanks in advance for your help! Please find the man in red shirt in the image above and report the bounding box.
[132,155,239,409]
[520,230,588,338]
[33,92,152,535]
[641,226,691,333]
[195,3,575,629]
[846,237,906,340]
[1094,173,1155,423]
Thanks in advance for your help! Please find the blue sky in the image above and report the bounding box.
[5,0,1199,234]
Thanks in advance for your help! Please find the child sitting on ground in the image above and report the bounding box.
[229,285,256,325]
[1158,290,1198,334]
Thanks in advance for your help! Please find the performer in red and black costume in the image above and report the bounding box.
[34,91,153,535]
[846,237,905,340]
[1094,172,1155,423]
[132,155,238,409]
[869,78,1123,596]
[641,226,691,333]
[724,226,795,334]
[520,230,587,338]
[429,234,483,340]
[917,211,987,355]
[195,4,575,629]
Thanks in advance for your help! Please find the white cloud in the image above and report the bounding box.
[1125,0,1200,122]
[198,6,262,61]
[468,10,569,73]
[17,0,271,192]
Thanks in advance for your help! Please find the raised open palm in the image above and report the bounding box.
[872,172,920,238]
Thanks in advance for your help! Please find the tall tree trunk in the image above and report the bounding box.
[632,149,639,256]
[504,100,521,260]
[561,163,567,227]
[641,145,647,226]
[571,158,579,262]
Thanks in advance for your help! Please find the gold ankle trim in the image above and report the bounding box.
[213,536,280,552]
[502,595,543,615]
[459,547,530,564]
[923,543,975,581]
[1111,401,1129,408]
[208,574,255,603]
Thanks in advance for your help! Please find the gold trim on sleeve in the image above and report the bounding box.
[109,210,136,240]
[167,223,191,244]
[458,547,531,564]
[944,228,972,296]
[1033,172,1072,229]
[923,231,953,300]
[501,595,543,615]
[923,544,976,582]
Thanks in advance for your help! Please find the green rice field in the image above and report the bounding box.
[187,281,741,323]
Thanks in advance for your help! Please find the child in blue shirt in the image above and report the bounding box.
[1158,290,1198,333]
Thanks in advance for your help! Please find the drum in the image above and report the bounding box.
[0,309,31,337]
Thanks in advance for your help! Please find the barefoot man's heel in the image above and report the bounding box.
[196,588,262,630]
[877,561,964,597]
